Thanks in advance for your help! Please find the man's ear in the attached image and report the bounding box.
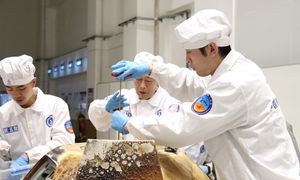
[208,42,218,56]
[32,77,37,87]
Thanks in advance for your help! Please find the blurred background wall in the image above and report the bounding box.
[0,0,299,144]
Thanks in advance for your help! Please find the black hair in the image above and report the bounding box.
[199,46,207,56]
[199,45,231,58]
[77,113,85,120]
[219,46,231,58]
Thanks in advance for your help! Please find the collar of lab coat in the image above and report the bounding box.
[130,86,163,107]
[210,49,237,82]
[13,87,45,115]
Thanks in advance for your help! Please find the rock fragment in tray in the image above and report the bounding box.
[76,139,163,180]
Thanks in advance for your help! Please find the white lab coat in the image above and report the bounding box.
[0,88,75,163]
[88,86,180,140]
[126,50,300,180]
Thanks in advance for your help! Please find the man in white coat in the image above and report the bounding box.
[0,55,75,169]
[110,9,299,179]
[88,52,214,176]
[88,52,180,139]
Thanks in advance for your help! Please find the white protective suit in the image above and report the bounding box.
[125,50,300,180]
[0,87,75,162]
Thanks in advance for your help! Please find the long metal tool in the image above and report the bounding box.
[117,79,122,140]
[112,73,131,140]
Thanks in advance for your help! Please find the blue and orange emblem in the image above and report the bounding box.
[64,120,74,133]
[191,94,213,115]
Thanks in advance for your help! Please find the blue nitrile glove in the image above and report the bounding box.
[111,111,130,135]
[199,165,209,174]
[105,92,129,113]
[10,155,29,170]
[111,60,151,80]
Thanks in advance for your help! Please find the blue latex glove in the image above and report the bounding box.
[10,155,29,170]
[199,165,209,174]
[111,111,130,135]
[111,60,151,80]
[105,92,129,113]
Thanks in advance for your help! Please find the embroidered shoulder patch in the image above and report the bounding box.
[45,115,54,127]
[191,94,213,115]
[64,120,74,133]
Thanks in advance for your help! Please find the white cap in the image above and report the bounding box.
[175,9,231,49]
[0,55,36,86]
[134,51,163,79]
[134,51,163,65]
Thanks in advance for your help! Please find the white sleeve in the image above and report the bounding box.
[151,60,210,102]
[0,140,11,160]
[0,140,10,150]
[88,89,132,132]
[88,99,111,132]
[26,99,75,162]
[178,142,208,166]
[126,83,248,148]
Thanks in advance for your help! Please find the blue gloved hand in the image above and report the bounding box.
[105,92,129,113]
[199,165,209,174]
[10,155,29,170]
[111,111,130,135]
[111,60,151,80]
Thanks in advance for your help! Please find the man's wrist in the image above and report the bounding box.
[124,123,129,132]
[120,122,129,135]
[22,153,29,163]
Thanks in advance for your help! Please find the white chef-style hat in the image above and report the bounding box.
[133,51,163,79]
[0,55,36,86]
[175,9,231,49]
[134,51,163,64]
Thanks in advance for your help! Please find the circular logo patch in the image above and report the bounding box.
[64,120,74,133]
[45,115,54,127]
[191,94,213,115]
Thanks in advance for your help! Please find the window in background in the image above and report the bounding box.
[0,92,11,106]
